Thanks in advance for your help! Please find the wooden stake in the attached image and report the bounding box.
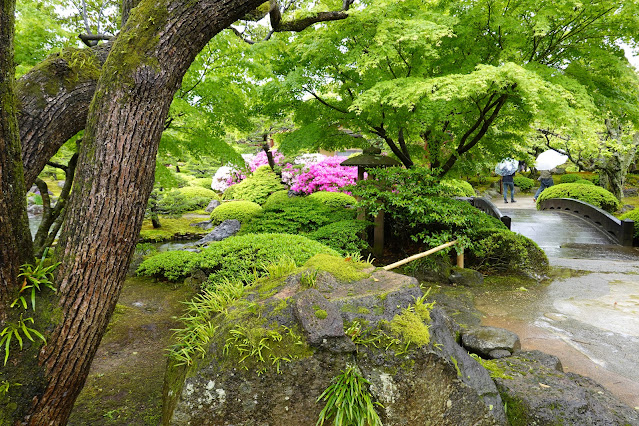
[383,240,457,271]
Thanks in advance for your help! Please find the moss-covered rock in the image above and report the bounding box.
[163,264,507,425]
[492,351,639,425]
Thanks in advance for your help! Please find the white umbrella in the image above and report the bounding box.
[494,159,518,176]
[536,150,568,170]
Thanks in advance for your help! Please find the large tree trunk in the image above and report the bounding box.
[0,0,33,310]
[8,0,265,423]
[17,43,110,189]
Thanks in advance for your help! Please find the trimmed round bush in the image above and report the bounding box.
[137,233,339,283]
[308,191,357,208]
[575,179,595,186]
[262,190,292,209]
[241,197,354,235]
[222,166,284,204]
[439,179,475,197]
[620,208,639,240]
[513,176,534,192]
[560,174,581,183]
[136,250,197,281]
[210,200,262,225]
[309,220,371,256]
[469,229,549,277]
[178,186,221,200]
[536,183,620,213]
[190,177,215,189]
[197,233,339,283]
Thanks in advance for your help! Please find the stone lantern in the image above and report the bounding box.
[340,147,401,256]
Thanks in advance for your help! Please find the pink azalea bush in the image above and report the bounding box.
[248,149,285,172]
[290,156,358,194]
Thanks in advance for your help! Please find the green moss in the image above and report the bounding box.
[138,217,208,242]
[302,254,370,283]
[450,356,462,377]
[390,309,430,346]
[314,308,328,320]
[357,307,370,315]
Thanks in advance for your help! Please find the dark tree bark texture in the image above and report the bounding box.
[14,0,265,424]
[0,0,32,311]
[17,43,110,189]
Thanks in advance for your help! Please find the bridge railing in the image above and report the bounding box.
[539,198,635,246]
[455,197,511,230]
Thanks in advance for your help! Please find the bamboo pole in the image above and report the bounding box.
[382,240,458,271]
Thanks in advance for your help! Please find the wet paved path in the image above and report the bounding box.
[476,194,639,408]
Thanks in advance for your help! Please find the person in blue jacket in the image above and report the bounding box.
[502,171,516,203]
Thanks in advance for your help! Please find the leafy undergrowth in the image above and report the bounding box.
[68,277,193,425]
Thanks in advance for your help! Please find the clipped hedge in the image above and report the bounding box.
[559,174,581,183]
[240,197,354,235]
[136,250,198,281]
[262,190,292,209]
[210,201,262,225]
[620,208,639,240]
[469,229,549,277]
[222,166,284,204]
[575,179,595,186]
[439,179,475,197]
[536,183,620,213]
[308,191,357,208]
[137,233,340,282]
[513,176,534,192]
[309,219,371,256]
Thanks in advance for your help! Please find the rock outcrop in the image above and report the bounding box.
[162,256,506,425]
[492,350,639,425]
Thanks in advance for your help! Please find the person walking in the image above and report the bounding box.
[533,169,555,201]
[502,171,516,203]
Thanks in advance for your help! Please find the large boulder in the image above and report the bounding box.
[163,257,507,425]
[492,350,639,425]
[194,219,240,246]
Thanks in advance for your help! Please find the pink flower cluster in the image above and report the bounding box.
[290,156,358,194]
[248,149,284,172]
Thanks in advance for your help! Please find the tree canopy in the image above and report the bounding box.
[257,0,639,175]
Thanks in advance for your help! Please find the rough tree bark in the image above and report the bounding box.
[7,0,266,424]
[0,0,33,311]
[17,43,110,189]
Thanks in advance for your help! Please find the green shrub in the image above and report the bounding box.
[262,190,292,209]
[620,208,639,239]
[210,201,263,225]
[308,191,357,208]
[190,177,214,189]
[137,233,339,283]
[350,167,506,251]
[560,174,581,183]
[136,251,198,281]
[241,197,355,235]
[222,166,284,204]
[197,233,340,283]
[536,183,620,213]
[309,220,371,256]
[157,186,220,216]
[513,176,534,192]
[178,186,220,200]
[575,179,595,186]
[439,179,475,197]
[469,229,548,276]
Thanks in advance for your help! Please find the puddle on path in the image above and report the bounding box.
[474,272,639,408]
